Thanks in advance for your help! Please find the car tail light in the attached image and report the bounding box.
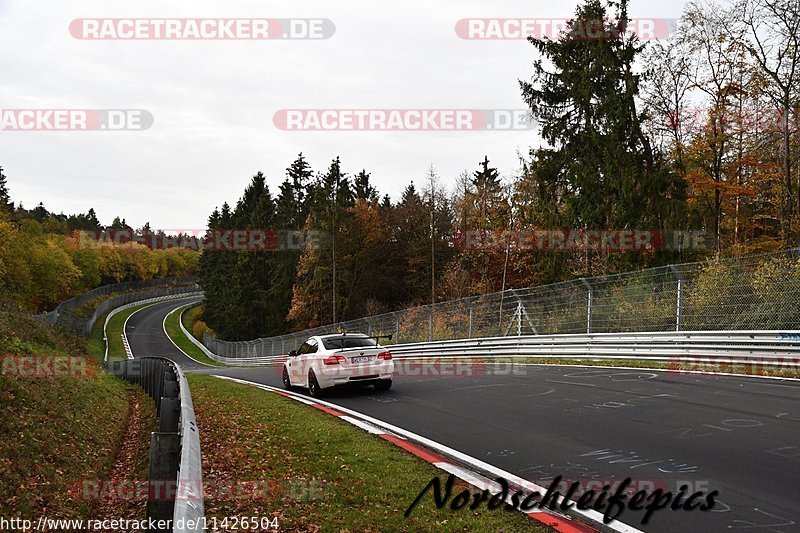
[377,351,392,360]
[323,355,346,365]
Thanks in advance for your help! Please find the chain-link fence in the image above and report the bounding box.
[42,276,198,336]
[204,249,800,358]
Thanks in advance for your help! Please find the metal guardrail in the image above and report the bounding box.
[41,276,199,336]
[106,358,204,533]
[204,248,800,357]
[201,330,800,368]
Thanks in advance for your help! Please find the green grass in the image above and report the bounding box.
[104,303,157,362]
[188,374,553,532]
[181,304,203,341]
[164,305,220,366]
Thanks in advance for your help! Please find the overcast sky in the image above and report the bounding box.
[0,0,690,229]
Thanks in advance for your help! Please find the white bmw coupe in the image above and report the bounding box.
[282,332,394,397]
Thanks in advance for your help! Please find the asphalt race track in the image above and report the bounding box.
[127,299,800,532]
[124,296,210,372]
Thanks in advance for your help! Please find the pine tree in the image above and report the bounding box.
[286,153,313,225]
[0,166,12,213]
[519,0,685,243]
[269,154,319,334]
[354,169,378,201]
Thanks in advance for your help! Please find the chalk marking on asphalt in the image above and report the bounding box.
[447,383,507,392]
[518,387,557,397]
[546,379,597,387]
[211,374,643,533]
[507,362,800,382]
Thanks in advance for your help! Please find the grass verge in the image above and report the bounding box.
[0,304,156,521]
[188,374,551,532]
[104,303,158,362]
[181,304,203,341]
[164,305,220,366]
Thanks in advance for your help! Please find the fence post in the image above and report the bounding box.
[468,302,474,339]
[579,278,593,334]
[428,306,434,341]
[395,315,400,344]
[669,265,684,331]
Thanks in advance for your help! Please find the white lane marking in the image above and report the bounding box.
[340,416,386,434]
[289,395,316,405]
[162,304,217,367]
[215,376,318,404]
[211,375,643,533]
[121,301,161,359]
[432,462,550,516]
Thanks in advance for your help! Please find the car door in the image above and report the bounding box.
[295,338,319,386]
[288,340,312,384]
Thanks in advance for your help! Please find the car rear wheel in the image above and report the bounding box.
[374,379,392,392]
[282,366,292,389]
[308,370,323,398]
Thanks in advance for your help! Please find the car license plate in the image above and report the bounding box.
[350,356,371,363]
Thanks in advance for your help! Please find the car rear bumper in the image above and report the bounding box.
[317,363,393,389]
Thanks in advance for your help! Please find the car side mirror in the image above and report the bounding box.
[288,350,298,357]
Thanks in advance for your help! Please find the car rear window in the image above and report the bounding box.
[322,336,378,350]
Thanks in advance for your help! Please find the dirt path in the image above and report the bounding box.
[93,390,149,520]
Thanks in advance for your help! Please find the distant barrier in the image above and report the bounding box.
[42,276,198,336]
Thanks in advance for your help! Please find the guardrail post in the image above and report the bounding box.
[147,432,180,532]
[159,398,180,433]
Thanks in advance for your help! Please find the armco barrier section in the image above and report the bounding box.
[201,330,800,369]
[106,358,203,533]
[42,276,198,336]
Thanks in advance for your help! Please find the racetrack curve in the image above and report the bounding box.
[127,298,800,533]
